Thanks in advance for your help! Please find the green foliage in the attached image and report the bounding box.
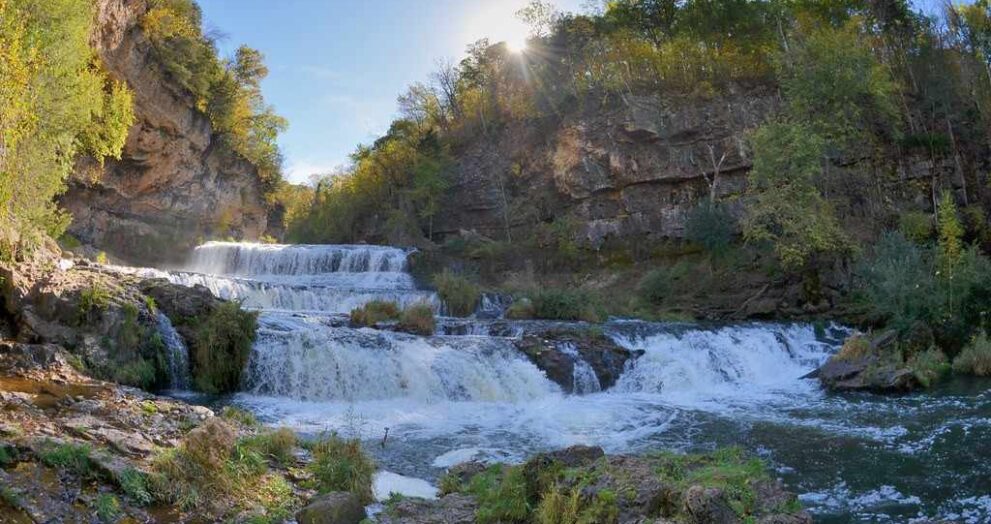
[937,192,964,272]
[0,445,14,466]
[398,303,437,335]
[191,302,259,394]
[953,332,991,376]
[685,200,736,255]
[908,348,951,388]
[655,447,770,518]
[899,211,934,244]
[119,468,152,506]
[776,18,900,145]
[94,493,122,523]
[77,283,112,322]
[530,289,604,322]
[38,441,94,477]
[433,270,481,317]
[858,231,991,353]
[142,0,285,187]
[466,466,530,524]
[0,0,135,257]
[349,300,401,327]
[306,433,375,505]
[505,298,536,320]
[744,121,848,269]
[113,358,157,390]
[637,269,672,307]
[535,486,618,524]
[241,428,298,467]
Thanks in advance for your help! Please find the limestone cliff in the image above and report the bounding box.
[60,0,271,267]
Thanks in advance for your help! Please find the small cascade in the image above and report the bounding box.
[606,322,842,400]
[244,313,556,402]
[557,342,602,394]
[156,313,191,389]
[185,241,410,276]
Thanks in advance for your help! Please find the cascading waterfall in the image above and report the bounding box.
[156,312,191,389]
[144,240,989,522]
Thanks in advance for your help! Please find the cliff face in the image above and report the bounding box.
[433,88,779,245]
[60,0,270,267]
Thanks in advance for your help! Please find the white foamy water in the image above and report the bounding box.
[156,312,190,389]
[142,241,989,523]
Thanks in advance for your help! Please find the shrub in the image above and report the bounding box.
[954,332,991,377]
[398,303,436,335]
[242,428,298,467]
[349,300,400,327]
[536,486,618,524]
[505,298,535,320]
[78,284,112,321]
[113,358,157,390]
[119,468,152,506]
[685,200,736,255]
[466,466,529,524]
[192,302,259,394]
[908,348,950,388]
[149,418,237,508]
[530,289,603,323]
[94,494,121,523]
[0,445,14,466]
[38,441,95,477]
[835,335,871,361]
[637,269,671,307]
[898,211,933,244]
[433,270,481,317]
[306,433,375,505]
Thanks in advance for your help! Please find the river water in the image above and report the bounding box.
[152,242,991,523]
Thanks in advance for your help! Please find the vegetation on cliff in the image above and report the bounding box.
[0,0,135,259]
[142,0,287,190]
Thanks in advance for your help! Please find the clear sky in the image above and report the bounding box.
[198,0,954,184]
[198,0,584,183]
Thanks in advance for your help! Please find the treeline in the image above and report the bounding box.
[0,0,288,260]
[0,0,135,259]
[287,0,991,251]
[142,0,287,191]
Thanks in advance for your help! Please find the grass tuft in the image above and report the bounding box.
[953,332,991,377]
[350,300,401,327]
[306,433,375,505]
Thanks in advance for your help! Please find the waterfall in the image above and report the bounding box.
[156,312,191,389]
[557,342,602,394]
[184,241,411,276]
[245,313,556,402]
[605,321,844,401]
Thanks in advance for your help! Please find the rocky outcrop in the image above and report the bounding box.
[60,0,270,267]
[421,445,812,524]
[515,329,642,393]
[433,89,778,246]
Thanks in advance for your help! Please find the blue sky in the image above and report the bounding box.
[198,0,584,183]
[198,0,955,184]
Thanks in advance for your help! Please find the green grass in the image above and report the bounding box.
[465,466,530,524]
[908,348,951,388]
[0,445,13,467]
[191,302,259,394]
[1,486,20,506]
[240,428,298,467]
[349,300,401,327]
[433,270,481,317]
[38,441,95,477]
[398,303,436,336]
[529,289,604,323]
[118,468,152,506]
[94,493,122,523]
[653,447,772,518]
[305,433,375,505]
[954,332,991,377]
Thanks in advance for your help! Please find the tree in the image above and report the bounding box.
[744,122,848,269]
[937,192,964,273]
[1,0,135,256]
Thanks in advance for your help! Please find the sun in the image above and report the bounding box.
[506,36,528,54]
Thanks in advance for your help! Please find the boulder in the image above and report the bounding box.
[515,330,642,393]
[818,355,921,392]
[296,492,367,524]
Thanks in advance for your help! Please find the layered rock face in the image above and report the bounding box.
[434,88,779,245]
[60,0,270,267]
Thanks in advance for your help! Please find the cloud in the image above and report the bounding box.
[284,158,341,185]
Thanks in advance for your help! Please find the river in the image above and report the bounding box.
[146,242,991,523]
